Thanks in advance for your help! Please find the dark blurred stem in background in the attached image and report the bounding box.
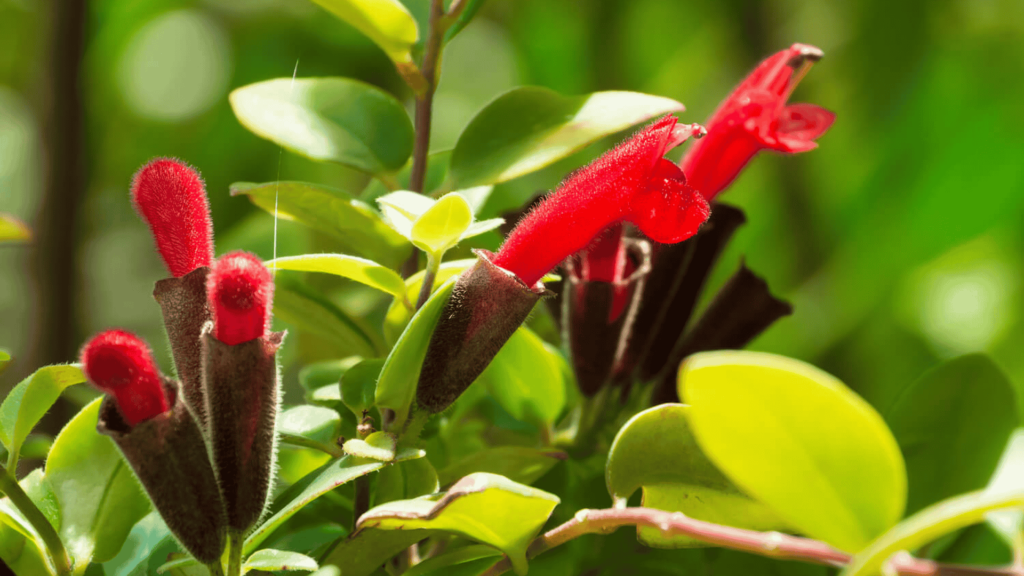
[23,0,88,447]
[728,0,825,281]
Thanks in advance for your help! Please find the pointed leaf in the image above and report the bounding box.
[475,328,566,427]
[679,351,907,552]
[438,447,565,488]
[273,283,379,357]
[44,399,151,566]
[461,218,504,240]
[244,449,425,554]
[404,545,501,576]
[376,277,457,430]
[343,431,397,462]
[320,528,430,576]
[359,473,559,575]
[455,186,494,215]
[410,193,473,255]
[243,549,318,573]
[268,254,407,298]
[0,364,85,469]
[279,406,341,445]
[230,78,414,174]
[299,358,363,392]
[842,489,1024,576]
[885,354,1020,515]
[341,359,384,417]
[376,456,439,505]
[309,0,418,65]
[451,87,684,187]
[230,181,408,268]
[606,404,785,548]
[377,190,437,235]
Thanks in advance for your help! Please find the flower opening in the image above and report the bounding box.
[207,251,274,346]
[81,330,169,426]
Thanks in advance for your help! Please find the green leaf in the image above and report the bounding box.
[383,259,474,345]
[461,217,504,240]
[309,0,418,65]
[476,328,566,428]
[0,351,10,374]
[359,473,559,575]
[230,78,414,174]
[450,87,684,187]
[320,528,430,576]
[443,0,488,42]
[268,254,407,298]
[279,406,341,445]
[410,193,473,255]
[438,447,565,488]
[299,358,363,392]
[0,213,30,244]
[605,404,786,548]
[841,489,1024,576]
[985,428,1024,551]
[885,354,1020,516]
[0,364,86,469]
[244,449,424,554]
[404,545,501,576]
[376,456,439,505]
[378,190,437,229]
[341,359,384,417]
[679,351,907,552]
[44,399,151,568]
[273,283,379,357]
[362,150,452,202]
[376,277,457,430]
[243,549,318,573]
[0,512,50,576]
[230,181,409,268]
[343,431,397,462]
[102,512,175,576]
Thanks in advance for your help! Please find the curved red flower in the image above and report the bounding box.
[81,330,169,426]
[680,43,836,200]
[207,251,274,346]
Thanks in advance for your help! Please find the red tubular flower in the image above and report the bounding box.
[207,251,274,346]
[493,116,710,287]
[132,158,215,277]
[680,43,836,200]
[81,330,169,426]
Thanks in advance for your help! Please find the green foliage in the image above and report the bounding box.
[242,549,318,574]
[437,447,565,487]
[230,78,415,174]
[0,365,85,471]
[278,405,342,445]
[309,0,418,65]
[475,327,567,429]
[0,214,31,244]
[679,351,907,552]
[268,254,408,299]
[450,87,684,187]
[273,283,381,357]
[340,358,384,417]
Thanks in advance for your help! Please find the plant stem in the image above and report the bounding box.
[353,475,371,531]
[416,252,441,310]
[478,507,1021,576]
[278,433,346,458]
[0,463,72,575]
[207,561,226,576]
[227,531,244,576]
[409,0,445,194]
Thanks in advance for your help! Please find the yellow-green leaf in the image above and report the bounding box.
[268,254,406,298]
[309,0,418,65]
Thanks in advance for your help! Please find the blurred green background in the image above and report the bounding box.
[2,0,1023,423]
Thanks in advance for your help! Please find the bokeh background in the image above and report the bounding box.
[2,0,1024,430]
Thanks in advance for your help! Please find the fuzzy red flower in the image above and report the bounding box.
[132,158,215,277]
[207,252,274,346]
[680,43,835,200]
[493,116,709,287]
[81,330,169,426]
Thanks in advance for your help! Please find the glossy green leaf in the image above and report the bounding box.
[0,213,30,244]
[244,448,424,554]
[679,351,907,552]
[0,364,85,469]
[985,428,1024,551]
[20,435,54,461]
[842,489,1024,576]
[230,181,408,268]
[44,399,151,569]
[102,512,174,576]
[230,78,414,174]
[268,254,407,298]
[376,277,457,430]
[243,549,318,573]
[443,0,487,42]
[341,358,384,417]
[0,512,49,576]
[438,447,565,488]
[375,456,439,505]
[450,87,684,187]
[410,193,473,255]
[476,328,566,427]
[279,405,341,445]
[885,354,1020,516]
[273,283,379,357]
[404,545,501,576]
[309,0,417,64]
[383,259,473,345]
[343,431,397,461]
[377,190,436,237]
[461,217,504,239]
[359,473,559,575]
[299,358,362,392]
[606,404,786,548]
[0,350,10,374]
[320,527,430,576]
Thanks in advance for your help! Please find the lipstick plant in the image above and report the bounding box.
[1,7,1022,576]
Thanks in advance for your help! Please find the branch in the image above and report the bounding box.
[479,508,1022,576]
[0,464,72,575]
[409,0,445,194]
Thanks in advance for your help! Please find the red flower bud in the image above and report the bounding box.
[493,116,710,287]
[207,251,274,346]
[131,158,215,277]
[81,330,169,426]
[680,43,836,200]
